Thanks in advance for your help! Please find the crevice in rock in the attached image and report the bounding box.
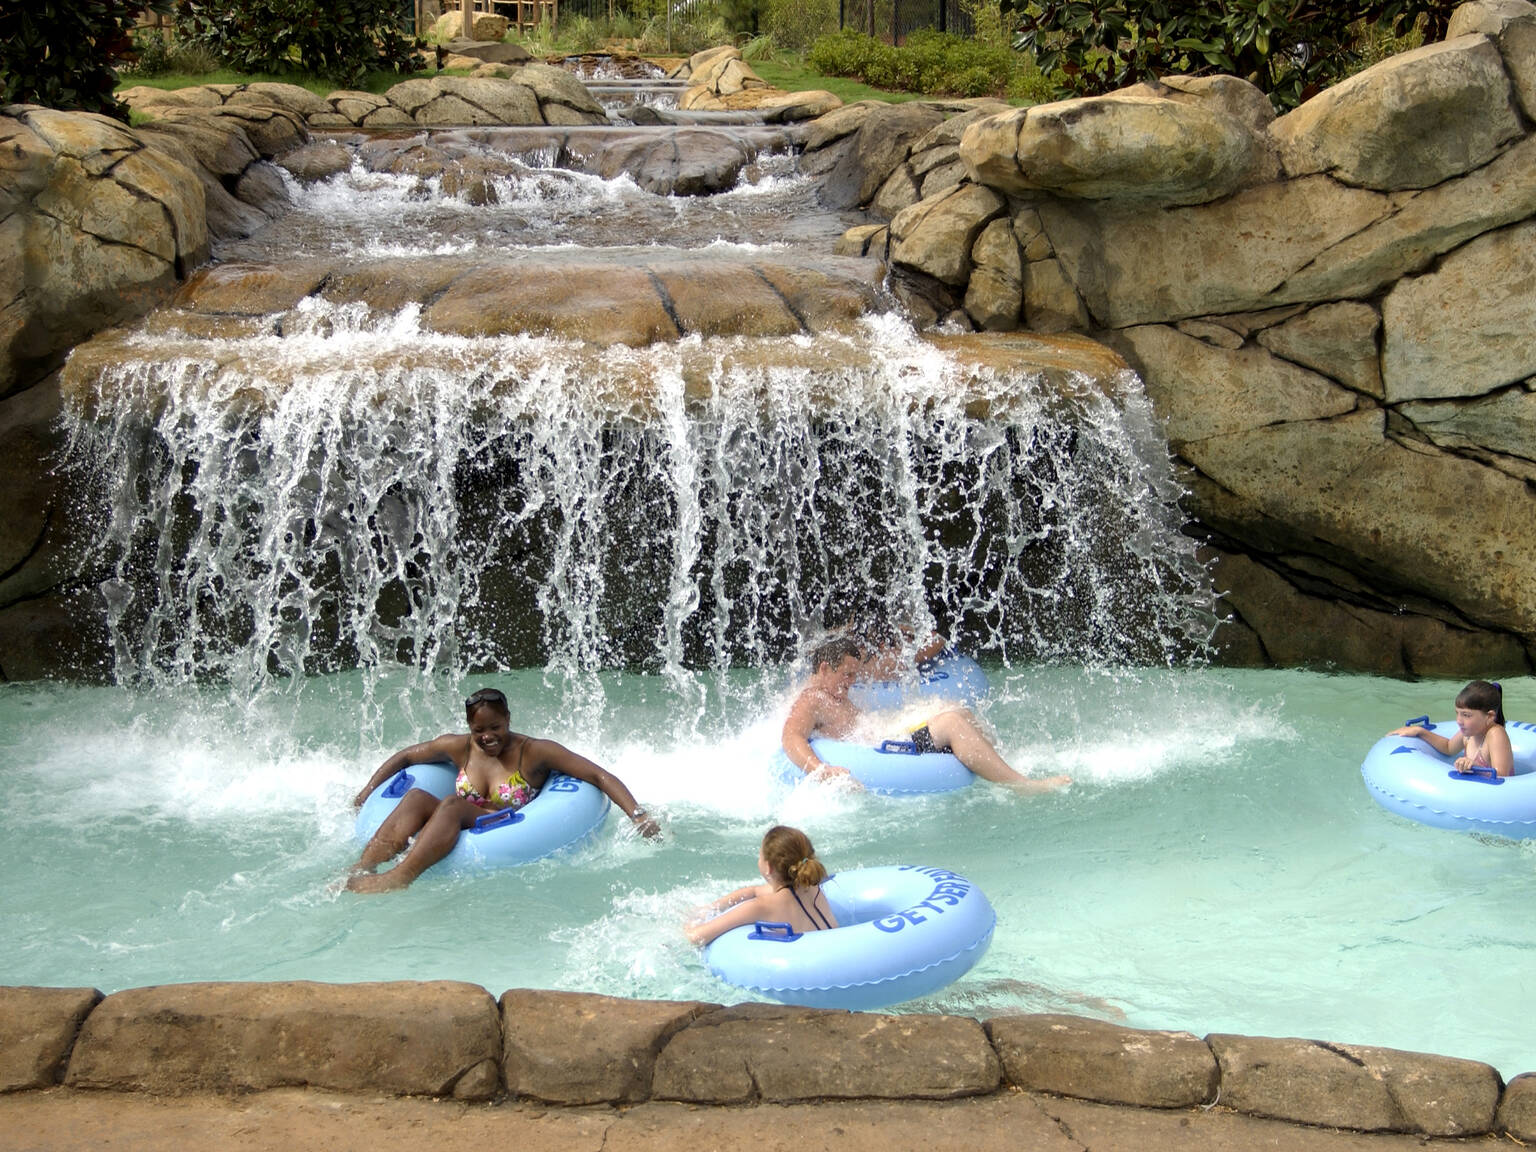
[644,270,686,338]
[1313,1041,1367,1068]
[0,506,50,585]
[747,265,810,333]
[1030,1095,1090,1151]
[31,202,173,267]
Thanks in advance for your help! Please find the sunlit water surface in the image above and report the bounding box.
[3,667,1533,1077]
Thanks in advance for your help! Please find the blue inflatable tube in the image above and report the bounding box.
[704,864,996,1010]
[1360,718,1536,838]
[849,651,989,712]
[778,737,973,795]
[354,761,611,869]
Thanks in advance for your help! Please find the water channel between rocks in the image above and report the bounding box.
[9,74,1536,1081]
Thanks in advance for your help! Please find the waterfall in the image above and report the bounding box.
[60,303,1216,699]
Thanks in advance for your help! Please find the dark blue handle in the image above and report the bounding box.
[1405,715,1431,729]
[1449,767,1504,785]
[748,921,802,942]
[471,807,526,832]
[878,739,920,756]
[383,770,415,799]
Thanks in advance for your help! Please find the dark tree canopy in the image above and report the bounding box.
[176,0,422,88]
[0,0,170,120]
[1013,1,1458,110]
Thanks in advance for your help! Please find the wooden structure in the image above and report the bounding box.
[448,0,556,38]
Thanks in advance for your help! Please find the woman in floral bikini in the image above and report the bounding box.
[346,687,659,892]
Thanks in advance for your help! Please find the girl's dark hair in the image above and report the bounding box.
[761,825,828,888]
[464,687,510,720]
[1456,680,1505,726]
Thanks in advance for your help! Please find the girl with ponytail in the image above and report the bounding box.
[1390,680,1514,777]
[685,825,839,946]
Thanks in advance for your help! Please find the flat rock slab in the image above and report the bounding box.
[652,1002,1001,1103]
[988,1013,1218,1108]
[1208,1033,1501,1135]
[500,990,717,1104]
[63,981,502,1099]
[0,1087,1501,1152]
[0,987,102,1091]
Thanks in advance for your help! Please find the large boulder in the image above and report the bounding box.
[811,101,946,209]
[1041,176,1390,327]
[1447,0,1536,119]
[386,75,543,125]
[510,61,608,123]
[500,990,715,1104]
[1208,1033,1500,1135]
[0,107,208,398]
[1179,408,1536,638]
[987,1014,1218,1108]
[564,128,758,196]
[1270,35,1522,190]
[0,987,101,1091]
[64,981,502,1098]
[890,183,1007,286]
[652,1003,1000,1103]
[1381,218,1536,400]
[959,94,1263,206]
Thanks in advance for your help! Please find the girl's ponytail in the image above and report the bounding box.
[762,825,828,888]
[1456,680,1506,726]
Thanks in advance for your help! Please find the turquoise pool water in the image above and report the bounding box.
[3,666,1532,1077]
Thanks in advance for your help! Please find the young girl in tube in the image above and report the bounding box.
[685,825,839,946]
[1389,679,1514,777]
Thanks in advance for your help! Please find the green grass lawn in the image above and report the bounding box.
[750,58,920,104]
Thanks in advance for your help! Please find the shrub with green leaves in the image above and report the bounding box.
[1014,0,1457,111]
[808,27,1022,99]
[763,0,836,54]
[175,0,421,88]
[1,0,170,119]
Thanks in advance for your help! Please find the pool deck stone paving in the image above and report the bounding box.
[3,981,1534,1149]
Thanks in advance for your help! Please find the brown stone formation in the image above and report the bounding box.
[2,981,1531,1141]
[986,1013,1218,1109]
[7,3,1536,677]
[63,981,503,1099]
[1208,1032,1502,1136]
[832,0,1536,675]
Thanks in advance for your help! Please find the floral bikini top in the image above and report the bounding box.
[456,763,537,811]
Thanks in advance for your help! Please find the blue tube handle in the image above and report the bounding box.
[878,739,920,756]
[1405,715,1431,729]
[471,807,526,831]
[383,770,415,799]
[1449,767,1504,785]
[748,921,802,942]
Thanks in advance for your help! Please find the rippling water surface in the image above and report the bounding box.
[3,668,1533,1077]
[23,106,1532,1083]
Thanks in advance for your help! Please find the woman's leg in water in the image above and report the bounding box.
[350,788,438,872]
[347,793,485,892]
[924,709,1070,793]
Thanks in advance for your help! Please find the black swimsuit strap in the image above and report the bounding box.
[791,886,834,931]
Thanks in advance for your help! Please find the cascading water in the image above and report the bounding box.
[20,86,1533,1079]
[61,306,1214,704]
